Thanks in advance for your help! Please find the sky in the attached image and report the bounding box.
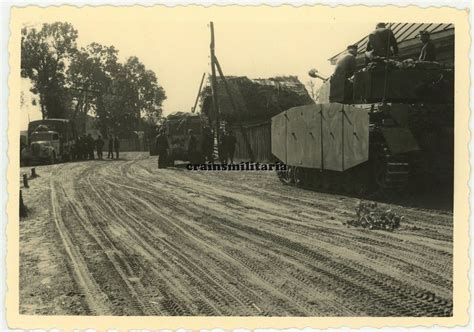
[19,6,376,130]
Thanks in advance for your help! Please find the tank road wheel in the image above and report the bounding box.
[374,158,388,190]
[277,166,295,185]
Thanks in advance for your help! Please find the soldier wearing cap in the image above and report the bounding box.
[366,23,398,60]
[333,44,358,78]
[418,30,436,62]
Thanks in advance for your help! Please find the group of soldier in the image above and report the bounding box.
[315,23,438,80]
[193,127,237,164]
[73,134,120,161]
[154,126,237,169]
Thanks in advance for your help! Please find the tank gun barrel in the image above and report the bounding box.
[308,68,328,81]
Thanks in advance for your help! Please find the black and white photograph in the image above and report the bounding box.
[4,3,471,330]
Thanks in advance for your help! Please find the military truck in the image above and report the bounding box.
[22,119,77,165]
[160,112,205,165]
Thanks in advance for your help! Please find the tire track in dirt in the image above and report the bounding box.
[100,181,332,316]
[99,156,452,316]
[90,157,334,311]
[133,158,453,241]
[55,159,201,315]
[46,153,452,316]
[49,175,112,315]
[78,161,266,316]
[56,182,164,315]
[50,159,171,315]
[121,159,452,299]
[88,172,305,315]
[110,160,352,313]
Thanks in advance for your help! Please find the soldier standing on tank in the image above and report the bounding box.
[365,23,398,61]
[155,128,169,168]
[107,135,114,159]
[114,135,120,159]
[96,135,104,160]
[333,44,358,78]
[418,30,436,61]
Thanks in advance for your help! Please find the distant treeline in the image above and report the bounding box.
[21,22,166,137]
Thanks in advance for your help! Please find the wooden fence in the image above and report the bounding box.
[118,138,148,152]
[231,119,273,162]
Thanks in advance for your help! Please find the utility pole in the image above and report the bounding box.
[214,58,255,161]
[209,22,255,161]
[192,72,206,113]
[209,22,221,148]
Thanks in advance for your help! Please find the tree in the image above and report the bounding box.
[21,22,78,119]
[68,48,166,138]
[122,56,166,119]
[22,22,166,138]
[67,42,120,133]
[100,56,166,137]
[306,80,316,100]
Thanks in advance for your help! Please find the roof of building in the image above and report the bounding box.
[167,111,200,119]
[250,76,311,99]
[202,75,313,121]
[329,23,454,64]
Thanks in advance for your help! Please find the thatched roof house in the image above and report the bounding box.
[202,75,313,123]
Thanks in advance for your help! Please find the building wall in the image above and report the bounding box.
[231,120,273,162]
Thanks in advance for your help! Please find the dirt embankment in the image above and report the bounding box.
[20,152,453,316]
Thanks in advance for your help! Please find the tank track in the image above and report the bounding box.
[276,153,410,197]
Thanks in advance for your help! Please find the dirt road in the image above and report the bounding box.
[20,152,453,316]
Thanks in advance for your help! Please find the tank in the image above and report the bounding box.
[271,61,454,195]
